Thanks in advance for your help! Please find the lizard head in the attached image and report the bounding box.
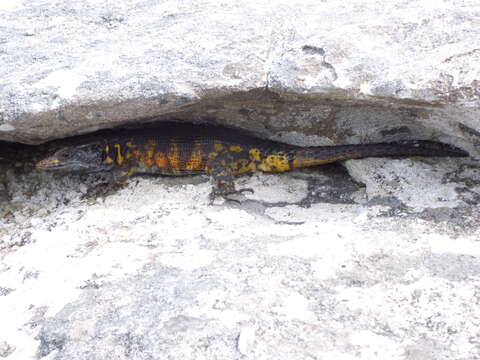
[36,143,111,173]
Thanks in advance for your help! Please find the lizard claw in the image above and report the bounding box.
[208,186,255,204]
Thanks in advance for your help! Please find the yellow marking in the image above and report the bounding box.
[38,158,59,170]
[214,143,224,151]
[293,155,355,168]
[208,152,218,159]
[186,144,204,171]
[229,145,243,152]
[104,145,110,153]
[258,154,290,172]
[116,167,136,185]
[132,149,142,159]
[154,152,169,168]
[275,154,290,172]
[146,140,157,149]
[249,148,261,162]
[114,144,124,165]
[126,141,136,148]
[105,156,114,164]
[144,149,155,167]
[137,140,158,167]
[167,143,181,169]
[126,151,133,159]
[234,159,255,174]
[130,149,143,166]
[230,162,238,170]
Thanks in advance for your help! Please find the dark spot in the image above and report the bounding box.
[79,279,102,290]
[458,123,480,138]
[36,331,66,357]
[100,14,125,29]
[302,45,325,56]
[116,331,146,358]
[0,287,14,296]
[23,270,39,281]
[380,126,412,137]
[238,108,255,116]
[156,96,169,105]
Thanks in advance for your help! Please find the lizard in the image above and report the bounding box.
[35,121,469,202]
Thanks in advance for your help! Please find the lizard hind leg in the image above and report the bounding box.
[206,155,253,204]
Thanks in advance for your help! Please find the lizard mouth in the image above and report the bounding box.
[36,157,105,172]
[36,157,61,171]
[35,157,79,171]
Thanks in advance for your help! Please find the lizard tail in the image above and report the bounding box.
[292,140,468,168]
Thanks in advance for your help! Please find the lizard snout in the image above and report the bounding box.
[35,157,59,171]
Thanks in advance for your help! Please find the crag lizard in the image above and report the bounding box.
[36,122,468,202]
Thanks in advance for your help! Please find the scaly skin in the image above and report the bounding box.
[36,122,468,201]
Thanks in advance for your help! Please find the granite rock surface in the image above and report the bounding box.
[0,0,479,153]
[0,1,479,359]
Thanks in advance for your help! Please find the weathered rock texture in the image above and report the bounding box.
[1,158,480,360]
[0,0,479,153]
[1,1,480,360]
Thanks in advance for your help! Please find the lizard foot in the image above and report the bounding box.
[82,181,124,202]
[209,185,255,204]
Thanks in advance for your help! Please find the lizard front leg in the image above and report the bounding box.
[206,153,253,203]
[84,166,136,199]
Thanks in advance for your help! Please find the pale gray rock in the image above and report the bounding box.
[0,158,479,360]
[1,1,480,360]
[237,325,256,356]
[0,341,15,358]
[0,0,479,154]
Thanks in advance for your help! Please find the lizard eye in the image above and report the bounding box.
[59,149,74,160]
